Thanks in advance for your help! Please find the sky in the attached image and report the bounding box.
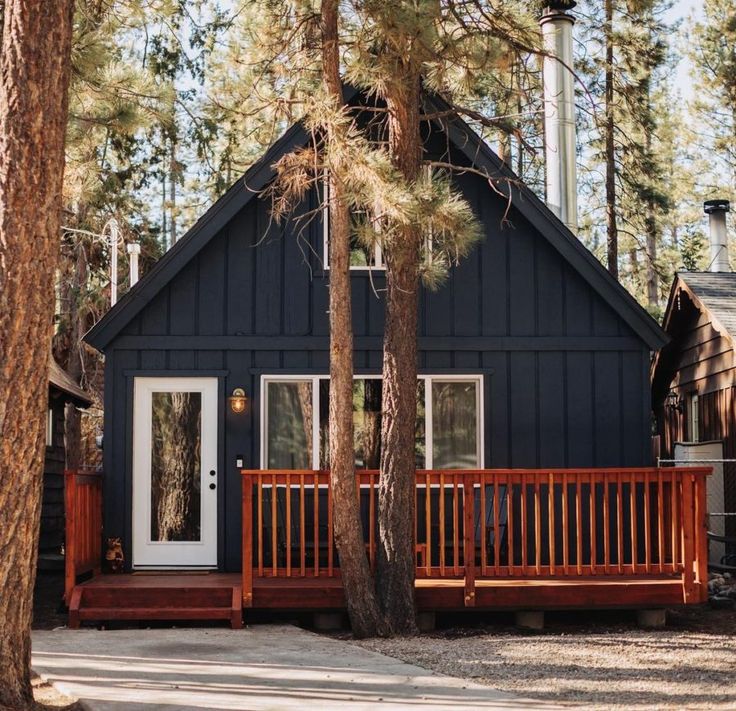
[668,0,704,99]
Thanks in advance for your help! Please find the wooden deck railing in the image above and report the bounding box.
[241,467,710,607]
[64,468,103,603]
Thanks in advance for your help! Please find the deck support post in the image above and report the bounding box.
[515,610,544,630]
[313,612,344,631]
[416,611,436,632]
[636,609,666,629]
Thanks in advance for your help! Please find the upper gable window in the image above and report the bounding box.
[322,177,385,271]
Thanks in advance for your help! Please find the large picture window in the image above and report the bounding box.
[262,375,482,470]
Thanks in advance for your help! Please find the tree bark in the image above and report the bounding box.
[377,76,422,635]
[605,0,618,280]
[321,0,387,638]
[0,1,75,706]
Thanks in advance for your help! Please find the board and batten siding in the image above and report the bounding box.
[103,173,653,571]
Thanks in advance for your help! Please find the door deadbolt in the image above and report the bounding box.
[209,483,216,490]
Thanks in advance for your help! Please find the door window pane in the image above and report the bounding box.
[150,391,202,542]
[432,381,479,469]
[267,381,313,469]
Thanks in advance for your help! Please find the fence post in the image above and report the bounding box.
[242,472,253,607]
[680,471,695,602]
[63,470,77,605]
[463,480,476,607]
[693,471,709,602]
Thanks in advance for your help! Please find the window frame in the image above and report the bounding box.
[260,373,484,470]
[46,407,54,448]
[688,392,699,443]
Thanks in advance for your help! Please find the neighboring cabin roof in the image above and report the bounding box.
[49,358,93,408]
[85,89,667,352]
[672,272,736,341]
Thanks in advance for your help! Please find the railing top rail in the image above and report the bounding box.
[241,466,712,478]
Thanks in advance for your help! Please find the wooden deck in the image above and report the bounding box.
[63,466,711,627]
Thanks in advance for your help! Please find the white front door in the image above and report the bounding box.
[132,377,218,568]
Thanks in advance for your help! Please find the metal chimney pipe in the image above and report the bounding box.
[540,0,578,233]
[704,199,730,272]
[127,242,141,287]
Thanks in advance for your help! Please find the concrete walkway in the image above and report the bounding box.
[32,625,559,710]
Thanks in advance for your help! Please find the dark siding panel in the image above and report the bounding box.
[168,350,195,369]
[139,288,169,335]
[565,270,593,336]
[594,352,621,466]
[140,350,166,369]
[169,259,198,336]
[536,244,565,336]
[197,351,225,370]
[508,229,536,336]
[509,352,537,466]
[254,220,283,336]
[226,203,256,335]
[566,352,594,465]
[622,350,647,465]
[283,222,312,336]
[482,352,509,467]
[538,352,566,466]
[198,231,227,336]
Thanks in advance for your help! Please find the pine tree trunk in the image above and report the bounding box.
[0,1,75,706]
[321,0,386,638]
[377,77,422,635]
[605,0,618,280]
[645,204,658,310]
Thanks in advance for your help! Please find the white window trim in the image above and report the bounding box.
[322,185,385,271]
[689,392,699,443]
[260,373,484,470]
[46,407,54,448]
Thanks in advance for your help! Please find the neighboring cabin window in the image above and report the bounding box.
[263,375,482,470]
[688,393,699,442]
[46,408,54,447]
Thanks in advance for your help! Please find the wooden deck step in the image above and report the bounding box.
[68,574,242,629]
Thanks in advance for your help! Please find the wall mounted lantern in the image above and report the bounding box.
[229,387,247,414]
[665,390,683,414]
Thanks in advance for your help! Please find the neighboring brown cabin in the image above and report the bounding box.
[652,201,736,561]
[40,359,92,569]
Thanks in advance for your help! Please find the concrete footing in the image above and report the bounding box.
[313,612,344,631]
[417,611,436,632]
[515,610,544,630]
[637,608,666,629]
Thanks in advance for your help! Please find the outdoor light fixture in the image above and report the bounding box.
[665,390,683,414]
[229,387,247,414]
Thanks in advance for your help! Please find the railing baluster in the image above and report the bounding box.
[242,473,253,606]
[369,472,376,571]
[480,473,487,575]
[671,471,679,570]
[617,472,623,574]
[644,469,651,574]
[453,475,460,576]
[286,475,292,577]
[271,473,278,577]
[440,472,446,576]
[521,478,528,574]
[534,476,541,575]
[630,474,638,572]
[300,474,306,576]
[425,472,432,577]
[576,474,582,575]
[603,474,610,574]
[493,474,501,576]
[548,472,555,575]
[507,474,515,573]
[313,472,319,577]
[657,469,664,574]
[327,473,334,577]
[562,472,569,574]
[257,473,263,576]
[590,474,597,574]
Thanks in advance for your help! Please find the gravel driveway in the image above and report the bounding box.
[352,608,736,710]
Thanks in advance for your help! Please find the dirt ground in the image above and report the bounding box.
[353,607,736,710]
[33,573,736,709]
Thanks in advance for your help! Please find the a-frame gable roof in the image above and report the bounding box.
[85,90,667,351]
